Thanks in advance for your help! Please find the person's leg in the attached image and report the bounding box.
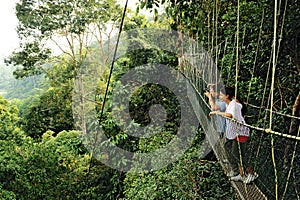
[231,140,243,175]
[239,140,259,183]
[224,139,239,175]
[237,141,247,176]
[240,140,255,174]
[229,140,247,181]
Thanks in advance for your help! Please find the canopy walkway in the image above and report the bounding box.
[84,0,299,198]
[97,27,299,199]
[185,71,268,200]
[100,27,299,199]
[178,39,300,200]
[104,0,298,199]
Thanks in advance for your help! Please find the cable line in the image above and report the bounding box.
[85,0,129,191]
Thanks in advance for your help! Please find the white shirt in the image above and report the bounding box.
[225,100,249,140]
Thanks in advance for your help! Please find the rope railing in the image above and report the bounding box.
[186,74,300,199]
[211,110,300,141]
[179,43,299,199]
[182,71,300,141]
[174,0,298,199]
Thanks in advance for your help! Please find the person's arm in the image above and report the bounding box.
[205,91,220,111]
[209,111,232,118]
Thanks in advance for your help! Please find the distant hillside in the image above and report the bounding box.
[0,64,46,100]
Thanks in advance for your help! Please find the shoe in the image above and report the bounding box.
[244,173,259,184]
[230,174,245,182]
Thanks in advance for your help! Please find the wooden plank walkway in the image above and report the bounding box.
[212,140,267,200]
[232,181,267,200]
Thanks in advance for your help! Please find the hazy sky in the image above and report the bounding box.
[0,0,140,64]
[0,0,19,63]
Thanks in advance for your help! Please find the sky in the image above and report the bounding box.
[0,0,140,64]
[0,0,19,64]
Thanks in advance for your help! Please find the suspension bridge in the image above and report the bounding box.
[177,37,300,200]
[83,0,300,199]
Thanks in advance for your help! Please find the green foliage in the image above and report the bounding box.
[19,57,78,138]
[137,1,299,199]
[143,0,299,110]
[122,152,235,200]
[0,185,17,200]
[5,42,51,78]
[124,15,149,30]
[5,0,122,79]
[0,65,45,100]
[129,83,180,128]
[4,0,299,199]
[0,130,121,199]
[20,81,74,139]
[0,96,25,143]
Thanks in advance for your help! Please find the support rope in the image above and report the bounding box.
[270,0,279,198]
[85,0,129,187]
[246,103,300,120]
[233,1,250,198]
[246,8,265,105]
[281,125,300,200]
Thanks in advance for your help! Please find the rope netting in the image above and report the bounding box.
[179,34,300,199]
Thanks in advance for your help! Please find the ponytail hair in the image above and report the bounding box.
[237,97,247,116]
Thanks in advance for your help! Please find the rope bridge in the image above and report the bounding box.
[179,39,300,200]
[71,0,298,199]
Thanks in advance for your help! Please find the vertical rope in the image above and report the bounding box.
[210,2,214,84]
[247,9,265,166]
[220,37,228,74]
[246,9,265,105]
[208,11,211,51]
[234,0,240,127]
[211,0,215,53]
[85,0,129,189]
[281,125,300,200]
[275,0,288,66]
[227,34,236,84]
[270,0,278,199]
[276,0,288,193]
[234,0,239,95]
[237,24,246,73]
[215,0,218,85]
[234,1,249,198]
[232,2,250,199]
[254,55,272,169]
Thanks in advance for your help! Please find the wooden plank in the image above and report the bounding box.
[231,181,268,200]
[212,142,267,200]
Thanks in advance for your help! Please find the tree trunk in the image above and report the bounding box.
[283,93,300,168]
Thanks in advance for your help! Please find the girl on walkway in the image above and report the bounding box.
[209,87,258,183]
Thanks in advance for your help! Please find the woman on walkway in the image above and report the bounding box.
[203,83,226,161]
[209,87,258,183]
